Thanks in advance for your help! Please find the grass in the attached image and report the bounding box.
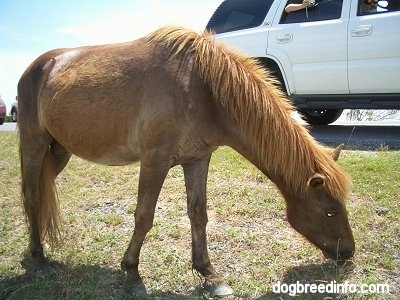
[0,131,399,299]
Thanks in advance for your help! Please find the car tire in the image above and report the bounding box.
[11,109,17,122]
[298,109,343,125]
[0,118,4,125]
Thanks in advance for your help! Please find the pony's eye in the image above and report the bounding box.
[325,212,337,218]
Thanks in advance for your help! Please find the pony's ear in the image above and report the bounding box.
[332,144,344,161]
[308,174,325,188]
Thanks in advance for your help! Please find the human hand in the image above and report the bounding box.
[303,0,314,7]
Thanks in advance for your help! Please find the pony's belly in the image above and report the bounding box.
[72,146,140,166]
[51,130,140,166]
[47,117,140,165]
[93,154,140,166]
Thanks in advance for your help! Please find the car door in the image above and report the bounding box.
[348,0,400,93]
[268,0,349,95]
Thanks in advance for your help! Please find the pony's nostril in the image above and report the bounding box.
[339,248,354,260]
[322,243,354,261]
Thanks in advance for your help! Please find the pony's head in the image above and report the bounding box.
[286,174,355,260]
[283,145,354,261]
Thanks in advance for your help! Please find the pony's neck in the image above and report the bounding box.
[229,118,318,200]
[231,117,350,202]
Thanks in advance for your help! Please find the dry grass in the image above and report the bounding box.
[0,132,399,299]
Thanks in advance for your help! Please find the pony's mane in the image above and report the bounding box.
[147,26,351,201]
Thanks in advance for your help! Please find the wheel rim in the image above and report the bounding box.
[305,109,329,117]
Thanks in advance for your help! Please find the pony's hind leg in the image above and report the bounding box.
[183,155,234,296]
[51,140,71,175]
[121,160,170,295]
[20,131,55,265]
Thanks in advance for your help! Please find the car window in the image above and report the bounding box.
[206,0,274,34]
[357,0,400,16]
[280,0,343,24]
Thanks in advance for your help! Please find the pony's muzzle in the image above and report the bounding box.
[323,244,355,261]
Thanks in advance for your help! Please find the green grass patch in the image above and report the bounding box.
[0,132,399,299]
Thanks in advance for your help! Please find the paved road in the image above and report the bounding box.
[1,122,399,151]
[0,122,18,132]
[311,125,400,151]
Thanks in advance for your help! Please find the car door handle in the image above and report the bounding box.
[351,25,373,37]
[276,33,293,43]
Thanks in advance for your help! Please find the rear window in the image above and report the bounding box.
[206,0,274,34]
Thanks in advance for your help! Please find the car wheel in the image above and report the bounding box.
[298,109,343,125]
[11,110,17,122]
[0,118,4,125]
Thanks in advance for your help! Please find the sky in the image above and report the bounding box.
[0,0,220,113]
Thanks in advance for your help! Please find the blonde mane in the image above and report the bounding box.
[147,26,351,201]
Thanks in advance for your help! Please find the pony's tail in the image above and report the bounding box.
[19,55,61,248]
[38,147,61,247]
[20,143,61,248]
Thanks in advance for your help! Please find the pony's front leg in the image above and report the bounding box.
[183,156,234,297]
[121,161,170,295]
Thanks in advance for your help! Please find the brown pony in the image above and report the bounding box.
[18,26,354,296]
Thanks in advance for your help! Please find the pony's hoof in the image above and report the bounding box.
[124,279,147,295]
[203,281,234,297]
[130,282,147,295]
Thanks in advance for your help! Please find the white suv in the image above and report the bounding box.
[206,0,400,124]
